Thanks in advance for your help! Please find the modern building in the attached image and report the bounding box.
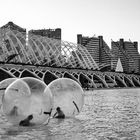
[0,22,99,70]
[77,34,112,70]
[0,21,26,33]
[28,28,62,62]
[111,39,140,74]
[1,22,140,74]
[28,28,61,40]
[0,22,27,63]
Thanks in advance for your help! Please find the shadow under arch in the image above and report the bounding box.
[115,76,126,87]
[132,77,140,87]
[105,75,115,84]
[0,68,15,82]
[79,73,95,89]
[63,72,80,84]
[99,64,111,72]
[20,69,40,79]
[93,74,107,88]
[124,76,134,87]
[44,71,58,85]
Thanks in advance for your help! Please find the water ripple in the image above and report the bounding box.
[1,88,140,139]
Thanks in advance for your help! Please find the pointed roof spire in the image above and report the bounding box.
[115,58,123,72]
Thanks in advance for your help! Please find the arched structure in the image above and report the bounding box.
[0,29,99,70]
[0,64,140,89]
[0,68,15,81]
[1,26,140,89]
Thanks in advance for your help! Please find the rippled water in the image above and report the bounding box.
[1,88,140,140]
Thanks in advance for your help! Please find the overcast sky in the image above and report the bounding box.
[0,0,140,51]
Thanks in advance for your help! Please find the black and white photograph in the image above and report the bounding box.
[0,0,140,139]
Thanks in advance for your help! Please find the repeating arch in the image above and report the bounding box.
[0,29,100,70]
[105,75,114,84]
[105,75,116,87]
[0,68,15,81]
[63,72,79,84]
[115,76,126,87]
[124,76,134,87]
[0,61,140,89]
[132,77,140,87]
[20,69,40,79]
[93,74,107,88]
[79,73,96,89]
[43,71,58,85]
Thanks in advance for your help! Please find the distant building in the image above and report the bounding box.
[28,28,61,40]
[77,34,112,71]
[111,39,140,74]
[0,22,27,63]
[28,28,62,58]
[0,21,26,33]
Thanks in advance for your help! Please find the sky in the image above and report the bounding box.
[0,0,140,51]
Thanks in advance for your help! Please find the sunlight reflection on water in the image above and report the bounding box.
[1,88,140,140]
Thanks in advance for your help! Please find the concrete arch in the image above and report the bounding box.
[115,76,126,87]
[124,76,134,87]
[63,72,79,84]
[73,73,79,79]
[93,74,108,88]
[105,75,116,87]
[105,75,115,84]
[20,69,40,79]
[43,71,58,85]
[132,77,140,87]
[0,68,15,82]
[79,73,96,89]
[9,68,20,77]
[110,75,114,80]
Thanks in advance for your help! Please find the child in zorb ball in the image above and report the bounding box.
[47,78,84,118]
[1,77,84,126]
[53,107,65,118]
[1,77,53,126]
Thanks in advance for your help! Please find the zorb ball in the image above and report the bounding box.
[2,79,31,124]
[0,78,18,113]
[0,78,17,104]
[21,77,53,125]
[2,77,53,125]
[47,78,84,117]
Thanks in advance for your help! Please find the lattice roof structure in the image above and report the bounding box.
[0,28,99,70]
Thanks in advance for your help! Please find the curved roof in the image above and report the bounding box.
[0,29,99,70]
